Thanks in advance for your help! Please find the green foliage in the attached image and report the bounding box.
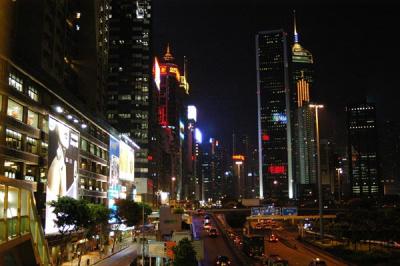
[49,196,90,235]
[172,238,197,266]
[114,199,152,227]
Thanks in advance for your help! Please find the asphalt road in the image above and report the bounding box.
[265,230,346,266]
[95,244,138,266]
[192,215,242,266]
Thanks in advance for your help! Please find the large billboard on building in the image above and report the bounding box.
[119,140,135,182]
[45,116,79,234]
[108,136,120,210]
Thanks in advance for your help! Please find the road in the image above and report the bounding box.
[265,230,346,266]
[95,243,138,266]
[192,215,242,266]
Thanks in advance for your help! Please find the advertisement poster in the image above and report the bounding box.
[108,136,120,210]
[119,140,135,182]
[45,116,79,234]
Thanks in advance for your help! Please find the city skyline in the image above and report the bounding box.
[153,1,399,147]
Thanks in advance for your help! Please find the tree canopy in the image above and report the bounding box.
[172,238,197,266]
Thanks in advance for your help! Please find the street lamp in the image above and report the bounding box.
[171,177,176,200]
[309,104,324,240]
[336,168,343,204]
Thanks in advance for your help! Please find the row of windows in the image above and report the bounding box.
[9,73,39,102]
[80,157,108,176]
[6,98,41,129]
[80,138,108,161]
[5,128,46,155]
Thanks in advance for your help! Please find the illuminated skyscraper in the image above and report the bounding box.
[291,12,317,199]
[106,0,152,182]
[346,103,381,197]
[256,30,294,199]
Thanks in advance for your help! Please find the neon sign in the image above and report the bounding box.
[272,113,287,123]
[268,165,285,174]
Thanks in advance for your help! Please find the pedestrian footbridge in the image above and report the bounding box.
[0,176,52,265]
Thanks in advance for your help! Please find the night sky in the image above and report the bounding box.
[153,1,399,150]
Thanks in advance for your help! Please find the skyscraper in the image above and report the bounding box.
[106,0,152,182]
[291,12,317,199]
[346,103,381,197]
[256,30,293,199]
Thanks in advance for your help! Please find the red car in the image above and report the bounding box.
[269,234,279,242]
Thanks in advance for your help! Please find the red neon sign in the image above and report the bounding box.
[268,165,285,174]
[262,134,270,141]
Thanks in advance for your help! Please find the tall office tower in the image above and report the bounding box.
[2,0,110,115]
[380,121,400,195]
[256,30,293,199]
[183,105,197,200]
[106,0,151,182]
[346,103,382,197]
[157,46,189,200]
[320,139,335,199]
[201,138,225,202]
[291,13,317,199]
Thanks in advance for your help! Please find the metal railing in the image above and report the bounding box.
[0,176,52,265]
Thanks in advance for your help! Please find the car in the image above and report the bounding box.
[264,254,289,266]
[215,255,231,265]
[234,236,242,245]
[269,234,279,242]
[209,228,218,238]
[203,222,212,231]
[204,214,210,220]
[309,258,327,266]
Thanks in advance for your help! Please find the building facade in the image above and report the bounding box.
[346,103,381,197]
[256,30,293,199]
[106,0,152,185]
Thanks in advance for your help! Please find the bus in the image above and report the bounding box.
[242,235,264,258]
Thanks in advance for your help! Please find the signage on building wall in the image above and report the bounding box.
[45,116,80,234]
[272,113,287,123]
[153,57,161,91]
[268,165,285,174]
[119,140,135,182]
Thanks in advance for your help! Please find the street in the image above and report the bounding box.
[265,229,346,266]
[192,215,241,266]
[95,244,138,266]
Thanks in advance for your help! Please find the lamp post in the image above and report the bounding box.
[171,177,176,201]
[336,168,343,204]
[309,104,324,240]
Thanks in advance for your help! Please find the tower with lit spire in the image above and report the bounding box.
[291,10,318,200]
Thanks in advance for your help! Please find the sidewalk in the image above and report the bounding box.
[62,238,132,266]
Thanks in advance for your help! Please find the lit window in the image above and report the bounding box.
[28,86,39,102]
[27,110,39,128]
[42,118,48,133]
[7,99,23,121]
[118,113,131,119]
[6,129,22,150]
[41,142,48,154]
[107,113,115,119]
[8,73,23,92]
[26,137,38,154]
[81,138,88,151]
[119,94,131,100]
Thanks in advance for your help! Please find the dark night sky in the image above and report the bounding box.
[152,1,399,149]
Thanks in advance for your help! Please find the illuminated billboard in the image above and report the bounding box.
[119,140,135,182]
[108,136,120,209]
[46,116,79,234]
[272,113,287,123]
[195,128,202,144]
[179,120,185,140]
[187,105,197,122]
[153,57,161,91]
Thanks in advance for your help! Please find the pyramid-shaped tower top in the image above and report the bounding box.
[163,43,174,62]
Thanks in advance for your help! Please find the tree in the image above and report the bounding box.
[50,197,90,265]
[172,238,197,266]
[112,199,152,251]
